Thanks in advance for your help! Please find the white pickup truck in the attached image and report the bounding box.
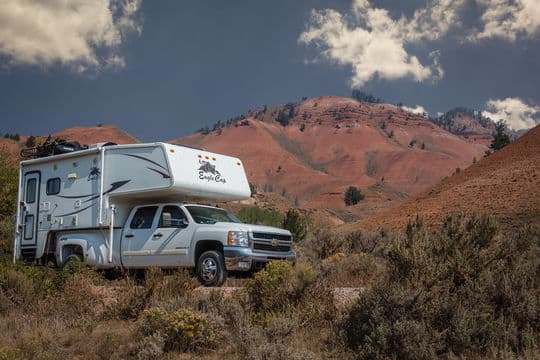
[14,142,295,286]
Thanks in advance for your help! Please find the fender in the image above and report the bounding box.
[55,232,111,267]
[56,237,88,267]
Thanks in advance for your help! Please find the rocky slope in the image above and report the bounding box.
[174,96,487,219]
[345,124,540,232]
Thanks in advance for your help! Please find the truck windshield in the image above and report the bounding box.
[185,206,241,224]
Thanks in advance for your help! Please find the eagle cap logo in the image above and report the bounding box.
[198,160,226,184]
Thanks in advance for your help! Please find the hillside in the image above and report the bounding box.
[346,124,540,232]
[432,107,495,146]
[0,125,140,160]
[174,96,487,219]
[53,125,140,145]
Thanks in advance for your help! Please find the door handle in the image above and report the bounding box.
[125,234,134,238]
[153,233,163,238]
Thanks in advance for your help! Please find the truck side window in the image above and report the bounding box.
[130,206,158,229]
[159,206,187,228]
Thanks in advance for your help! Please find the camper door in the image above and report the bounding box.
[21,171,40,247]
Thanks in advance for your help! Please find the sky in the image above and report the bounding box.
[0,0,539,142]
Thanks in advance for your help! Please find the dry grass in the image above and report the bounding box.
[0,215,538,359]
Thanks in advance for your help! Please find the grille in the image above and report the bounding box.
[252,232,292,241]
[253,242,291,252]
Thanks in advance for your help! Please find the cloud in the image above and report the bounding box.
[483,97,540,130]
[402,105,427,116]
[0,0,142,72]
[470,0,540,42]
[299,0,464,87]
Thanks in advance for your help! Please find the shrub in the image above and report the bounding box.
[342,214,540,358]
[344,230,385,254]
[0,268,35,308]
[138,307,223,352]
[237,206,283,227]
[114,282,153,320]
[0,147,17,220]
[321,252,384,288]
[344,186,364,206]
[307,227,345,260]
[282,208,308,243]
[136,333,164,360]
[61,273,103,317]
[248,261,296,318]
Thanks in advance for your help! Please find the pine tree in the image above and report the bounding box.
[344,186,364,206]
[282,208,307,243]
[490,120,511,151]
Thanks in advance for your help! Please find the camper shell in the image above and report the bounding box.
[14,142,295,285]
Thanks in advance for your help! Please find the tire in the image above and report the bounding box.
[196,250,227,287]
[63,253,83,268]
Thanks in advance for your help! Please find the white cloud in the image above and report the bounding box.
[299,0,464,87]
[0,0,142,72]
[470,0,540,42]
[402,105,427,116]
[483,97,540,130]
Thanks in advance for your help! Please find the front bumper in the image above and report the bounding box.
[224,246,296,271]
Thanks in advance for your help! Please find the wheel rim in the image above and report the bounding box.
[201,257,218,282]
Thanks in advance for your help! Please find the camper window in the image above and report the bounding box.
[24,215,34,239]
[46,178,61,195]
[26,178,36,204]
[159,206,188,228]
[130,206,158,229]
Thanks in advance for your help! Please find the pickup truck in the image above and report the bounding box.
[55,203,296,286]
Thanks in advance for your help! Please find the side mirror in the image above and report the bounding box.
[162,212,172,227]
[179,218,189,228]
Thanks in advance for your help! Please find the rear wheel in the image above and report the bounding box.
[196,250,226,286]
[63,253,83,269]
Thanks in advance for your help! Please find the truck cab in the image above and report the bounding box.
[119,203,295,285]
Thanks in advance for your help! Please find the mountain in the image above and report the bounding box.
[53,125,140,145]
[431,107,495,146]
[173,96,487,219]
[345,124,540,232]
[0,125,140,159]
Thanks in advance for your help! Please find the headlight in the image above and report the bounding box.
[227,230,249,247]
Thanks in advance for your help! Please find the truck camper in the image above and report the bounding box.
[14,142,295,286]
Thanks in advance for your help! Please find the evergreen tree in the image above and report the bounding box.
[490,120,511,151]
[344,186,364,206]
[282,208,307,243]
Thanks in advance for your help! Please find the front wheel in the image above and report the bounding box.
[196,250,227,287]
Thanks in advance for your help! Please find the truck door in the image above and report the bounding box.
[153,205,193,266]
[21,172,40,247]
[121,205,159,267]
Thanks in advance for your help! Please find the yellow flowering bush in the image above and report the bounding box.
[139,307,222,352]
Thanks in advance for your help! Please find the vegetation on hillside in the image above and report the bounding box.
[433,107,493,132]
[490,120,512,151]
[0,148,17,257]
[2,133,20,141]
[344,186,364,206]
[351,90,384,104]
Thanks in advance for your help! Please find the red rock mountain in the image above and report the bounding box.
[54,125,140,145]
[0,125,140,160]
[345,123,540,232]
[174,96,487,218]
